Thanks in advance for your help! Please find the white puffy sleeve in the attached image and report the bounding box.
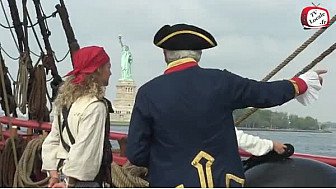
[235,127,273,156]
[42,112,61,171]
[296,71,322,106]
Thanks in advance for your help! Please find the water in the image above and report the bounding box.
[243,130,336,157]
[111,126,336,157]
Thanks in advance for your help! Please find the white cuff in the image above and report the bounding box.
[296,71,322,106]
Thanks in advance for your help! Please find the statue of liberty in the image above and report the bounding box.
[118,35,133,81]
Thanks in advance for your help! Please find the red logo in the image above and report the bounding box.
[301,6,330,29]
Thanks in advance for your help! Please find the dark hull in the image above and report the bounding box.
[245,157,336,187]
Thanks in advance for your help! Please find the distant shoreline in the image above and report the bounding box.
[239,127,332,133]
[111,121,129,126]
[110,122,332,133]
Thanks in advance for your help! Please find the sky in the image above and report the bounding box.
[0,0,335,122]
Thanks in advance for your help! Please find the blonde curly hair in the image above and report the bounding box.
[54,71,105,112]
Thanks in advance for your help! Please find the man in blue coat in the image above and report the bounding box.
[126,23,325,187]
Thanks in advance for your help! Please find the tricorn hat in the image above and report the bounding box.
[153,23,217,50]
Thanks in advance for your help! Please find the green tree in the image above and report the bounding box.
[234,109,321,130]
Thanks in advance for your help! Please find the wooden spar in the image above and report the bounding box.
[32,0,62,101]
[55,0,80,67]
[32,0,58,76]
[21,0,33,71]
[4,0,23,118]
[0,116,335,167]
[6,0,24,53]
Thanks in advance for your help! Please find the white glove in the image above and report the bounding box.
[296,71,322,106]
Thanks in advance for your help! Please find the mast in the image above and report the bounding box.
[55,0,80,67]
[32,0,58,76]
[6,0,24,53]
[21,0,33,71]
[32,0,62,102]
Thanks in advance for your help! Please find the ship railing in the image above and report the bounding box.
[0,116,128,165]
[0,116,335,167]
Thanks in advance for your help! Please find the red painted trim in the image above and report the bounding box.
[0,116,128,140]
[1,130,36,140]
[109,131,127,140]
[0,116,129,164]
[164,62,198,74]
[291,77,308,95]
[113,154,128,165]
[0,117,52,131]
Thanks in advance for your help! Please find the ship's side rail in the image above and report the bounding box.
[0,116,128,165]
[0,116,335,167]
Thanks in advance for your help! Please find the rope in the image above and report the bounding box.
[30,50,42,58]
[0,0,20,53]
[123,162,149,187]
[14,52,30,114]
[112,162,133,187]
[0,50,16,95]
[0,44,20,60]
[0,44,40,66]
[0,137,28,187]
[235,14,336,126]
[0,19,37,29]
[53,49,70,63]
[13,136,49,188]
[235,42,336,126]
[0,10,58,29]
[28,65,49,122]
[261,14,336,82]
[39,3,52,37]
[0,49,19,175]
[295,42,336,77]
[0,22,13,29]
[23,5,44,54]
[111,162,149,188]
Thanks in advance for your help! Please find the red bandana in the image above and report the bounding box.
[65,46,110,84]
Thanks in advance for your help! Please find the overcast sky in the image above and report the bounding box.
[0,0,335,122]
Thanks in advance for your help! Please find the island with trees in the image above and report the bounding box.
[233,108,334,133]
